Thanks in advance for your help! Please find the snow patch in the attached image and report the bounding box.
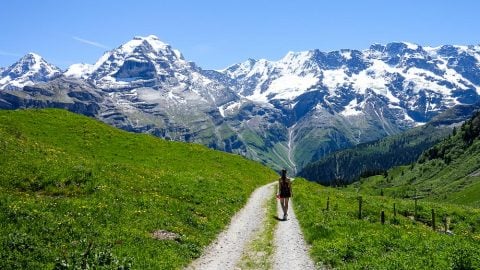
[453,45,469,52]
[403,66,454,95]
[402,42,419,50]
[322,69,348,90]
[340,99,363,116]
[123,35,169,55]
[64,63,94,79]
[173,49,183,59]
[256,74,319,101]
[351,60,398,102]
[340,50,352,60]
[92,51,113,71]
[278,50,316,73]
[218,106,225,117]
[217,101,242,117]
[0,76,11,85]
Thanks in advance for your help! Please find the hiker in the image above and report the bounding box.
[278,169,292,220]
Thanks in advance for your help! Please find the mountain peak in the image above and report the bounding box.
[368,41,421,52]
[23,52,43,60]
[16,52,49,68]
[84,35,191,88]
[280,50,317,64]
[399,41,420,50]
[384,41,421,52]
[120,35,171,55]
[133,34,163,42]
[0,53,61,90]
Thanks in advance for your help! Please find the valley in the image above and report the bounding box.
[2,37,480,173]
[1,35,480,270]
[1,108,479,269]
[351,110,480,207]
[299,103,480,185]
[3,2,480,269]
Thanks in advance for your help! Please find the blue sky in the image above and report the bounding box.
[1,0,479,70]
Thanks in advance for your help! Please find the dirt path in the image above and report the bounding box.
[185,182,316,270]
[186,182,275,270]
[273,199,316,270]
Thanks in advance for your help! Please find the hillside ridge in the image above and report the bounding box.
[0,108,276,269]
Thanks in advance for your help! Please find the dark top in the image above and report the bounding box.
[279,179,292,198]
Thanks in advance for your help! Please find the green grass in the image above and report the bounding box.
[0,108,277,269]
[299,123,450,185]
[294,179,480,269]
[351,114,480,207]
[445,179,480,207]
[353,141,480,206]
[241,128,265,149]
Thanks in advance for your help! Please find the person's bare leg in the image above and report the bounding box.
[280,198,286,217]
[284,198,290,217]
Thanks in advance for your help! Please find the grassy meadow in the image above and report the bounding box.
[0,109,277,269]
[293,179,480,269]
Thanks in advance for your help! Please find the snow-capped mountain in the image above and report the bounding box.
[0,36,247,157]
[217,42,480,170]
[0,53,61,90]
[67,35,188,87]
[65,35,237,106]
[1,38,480,173]
[222,42,480,124]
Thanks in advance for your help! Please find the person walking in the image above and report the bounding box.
[277,169,292,220]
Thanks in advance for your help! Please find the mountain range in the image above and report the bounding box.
[1,35,480,173]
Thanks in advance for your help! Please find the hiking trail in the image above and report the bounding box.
[185,182,317,269]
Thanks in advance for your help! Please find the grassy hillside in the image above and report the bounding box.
[0,109,277,269]
[294,179,480,269]
[299,124,450,185]
[353,111,480,207]
[299,103,480,185]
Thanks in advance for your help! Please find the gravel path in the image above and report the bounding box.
[273,199,316,270]
[185,182,275,270]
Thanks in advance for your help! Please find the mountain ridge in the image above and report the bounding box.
[1,36,480,172]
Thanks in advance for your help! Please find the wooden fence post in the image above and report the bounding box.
[414,197,418,221]
[444,216,450,232]
[358,196,363,219]
[412,193,424,221]
[326,196,330,211]
[431,209,435,230]
[381,211,385,224]
[393,203,397,218]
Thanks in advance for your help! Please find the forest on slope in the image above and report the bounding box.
[299,104,480,186]
[354,110,480,207]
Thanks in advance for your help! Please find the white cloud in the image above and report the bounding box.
[73,36,109,49]
[0,50,21,57]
